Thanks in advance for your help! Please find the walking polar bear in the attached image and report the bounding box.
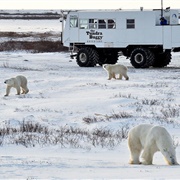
[128,124,178,165]
[4,75,29,96]
[103,64,129,80]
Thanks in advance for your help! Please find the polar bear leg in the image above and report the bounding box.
[5,86,12,96]
[24,88,29,94]
[117,74,122,80]
[112,73,116,79]
[124,74,129,80]
[129,148,142,164]
[21,88,25,94]
[25,88,29,94]
[129,148,141,164]
[16,86,21,95]
[22,88,26,94]
[22,87,29,94]
[108,73,113,80]
[21,81,29,94]
[141,147,155,165]
[122,72,129,80]
[128,138,142,164]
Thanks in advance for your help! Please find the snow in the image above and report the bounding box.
[0,19,61,32]
[0,18,180,178]
[0,51,180,179]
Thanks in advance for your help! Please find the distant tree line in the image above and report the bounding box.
[0,12,61,19]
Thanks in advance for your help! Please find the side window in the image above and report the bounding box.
[79,19,88,29]
[89,19,98,29]
[78,18,116,29]
[108,19,116,29]
[127,19,135,29]
[98,19,106,29]
[70,17,78,28]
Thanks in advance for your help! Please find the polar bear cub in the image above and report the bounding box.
[4,75,29,96]
[103,64,129,80]
[128,124,178,165]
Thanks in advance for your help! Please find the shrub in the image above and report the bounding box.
[0,120,130,149]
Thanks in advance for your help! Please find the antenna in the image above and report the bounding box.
[161,0,163,17]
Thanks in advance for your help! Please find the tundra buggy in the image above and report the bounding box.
[61,8,180,68]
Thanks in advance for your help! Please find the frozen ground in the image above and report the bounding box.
[0,15,180,179]
[0,52,180,179]
[0,19,61,32]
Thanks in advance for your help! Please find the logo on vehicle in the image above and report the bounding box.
[86,30,103,40]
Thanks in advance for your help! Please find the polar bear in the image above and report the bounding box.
[4,75,29,96]
[128,124,178,165]
[103,64,129,80]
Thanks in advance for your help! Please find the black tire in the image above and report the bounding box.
[76,47,99,67]
[153,50,171,67]
[130,48,155,68]
[98,50,118,66]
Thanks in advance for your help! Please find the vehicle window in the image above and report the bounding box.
[98,19,107,29]
[89,19,98,29]
[108,19,116,29]
[127,19,135,29]
[70,17,78,28]
[79,18,116,29]
[79,19,88,29]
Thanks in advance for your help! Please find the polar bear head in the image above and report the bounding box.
[4,78,14,86]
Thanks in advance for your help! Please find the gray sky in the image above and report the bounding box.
[0,0,179,9]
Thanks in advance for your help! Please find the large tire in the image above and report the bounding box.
[130,48,155,68]
[153,50,171,67]
[76,47,99,67]
[98,50,118,66]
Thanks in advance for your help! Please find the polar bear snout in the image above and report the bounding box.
[169,156,179,165]
[4,80,7,84]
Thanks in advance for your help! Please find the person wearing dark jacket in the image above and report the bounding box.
[160,17,168,25]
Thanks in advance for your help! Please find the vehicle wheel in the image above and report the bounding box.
[130,48,155,68]
[76,47,99,67]
[153,50,171,67]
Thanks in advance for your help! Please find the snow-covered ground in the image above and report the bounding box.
[0,19,61,42]
[0,19,61,32]
[0,51,180,179]
[0,16,180,178]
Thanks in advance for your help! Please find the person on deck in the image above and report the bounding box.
[160,17,168,25]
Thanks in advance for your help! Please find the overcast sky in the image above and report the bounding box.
[0,0,179,10]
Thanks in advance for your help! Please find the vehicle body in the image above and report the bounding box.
[61,8,180,68]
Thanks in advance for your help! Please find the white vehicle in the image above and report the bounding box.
[61,8,180,68]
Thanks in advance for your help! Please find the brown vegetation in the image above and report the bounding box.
[0,31,68,52]
[0,40,68,52]
[0,12,60,19]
